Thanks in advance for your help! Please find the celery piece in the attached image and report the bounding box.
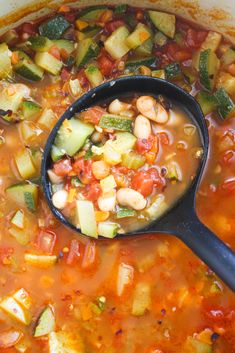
[11,210,25,229]
[24,254,57,268]
[132,282,151,316]
[116,207,136,219]
[97,222,119,238]
[99,114,133,132]
[76,200,98,238]
[34,306,55,337]
[121,151,145,169]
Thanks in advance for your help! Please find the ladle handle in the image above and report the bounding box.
[178,217,235,292]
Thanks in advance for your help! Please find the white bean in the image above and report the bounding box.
[136,96,168,124]
[134,114,152,139]
[47,169,64,184]
[108,99,132,114]
[98,190,116,212]
[52,189,68,210]
[117,188,147,211]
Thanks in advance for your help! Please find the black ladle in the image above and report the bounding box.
[41,76,235,292]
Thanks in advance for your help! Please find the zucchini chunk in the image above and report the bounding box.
[221,48,235,66]
[0,43,12,79]
[104,26,130,59]
[13,288,32,310]
[116,207,136,219]
[85,64,103,87]
[125,56,155,69]
[76,200,98,238]
[165,62,182,80]
[214,88,235,119]
[132,282,151,316]
[48,331,85,353]
[54,117,94,157]
[24,254,57,268]
[79,25,101,39]
[0,83,30,120]
[114,4,127,14]
[121,151,146,169]
[76,38,100,68]
[37,108,57,130]
[11,210,25,229]
[134,34,154,56]
[14,148,36,180]
[29,36,53,52]
[126,23,151,50]
[21,101,42,120]
[201,31,222,52]
[39,15,71,40]
[216,72,235,96]
[99,114,133,132]
[199,49,220,91]
[35,52,63,75]
[0,297,31,325]
[53,39,75,55]
[154,31,168,46]
[112,132,137,153]
[196,91,218,116]
[97,222,119,238]
[78,6,107,21]
[148,10,176,39]
[34,306,55,337]
[9,227,30,246]
[6,182,39,212]
[13,51,44,81]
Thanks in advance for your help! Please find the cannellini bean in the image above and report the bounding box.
[92,161,110,180]
[108,99,132,114]
[117,188,147,211]
[48,169,64,184]
[134,114,152,139]
[91,131,104,143]
[136,96,168,124]
[52,190,68,210]
[98,190,116,212]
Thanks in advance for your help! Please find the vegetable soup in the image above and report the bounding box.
[49,95,202,237]
[0,4,234,353]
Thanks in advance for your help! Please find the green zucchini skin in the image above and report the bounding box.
[76,38,100,68]
[99,114,133,132]
[39,15,71,40]
[196,91,218,116]
[13,51,44,81]
[199,49,219,91]
[165,62,182,80]
[125,57,156,69]
[214,88,235,119]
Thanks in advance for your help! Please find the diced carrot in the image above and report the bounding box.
[95,211,110,222]
[139,31,150,43]
[136,10,144,20]
[75,19,89,31]
[49,45,61,60]
[58,5,70,13]
[145,152,156,164]
[99,9,113,23]
[67,188,76,203]
[11,51,19,65]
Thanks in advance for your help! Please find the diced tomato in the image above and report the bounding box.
[114,166,130,175]
[66,239,81,265]
[136,135,158,154]
[37,230,57,254]
[131,171,154,197]
[21,22,37,35]
[54,158,72,177]
[148,168,166,189]
[61,67,70,82]
[82,242,98,270]
[83,182,102,202]
[73,158,96,184]
[97,51,116,77]
[173,48,192,62]
[64,12,77,22]
[80,106,106,125]
[77,69,89,88]
[105,20,125,34]
[49,45,61,60]
[176,21,190,33]
[185,28,207,49]
[0,247,14,265]
[0,329,22,349]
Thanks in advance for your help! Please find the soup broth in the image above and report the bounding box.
[0,4,234,353]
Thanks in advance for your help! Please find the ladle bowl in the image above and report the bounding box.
[41,76,235,292]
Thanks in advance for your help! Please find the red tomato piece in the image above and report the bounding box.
[84,182,102,202]
[185,28,207,49]
[221,178,235,193]
[131,171,154,197]
[173,49,192,62]
[223,150,235,165]
[66,239,81,265]
[159,132,170,145]
[80,105,106,125]
[61,67,70,82]
[82,242,98,270]
[148,168,166,189]
[49,45,61,60]
[37,230,57,254]
[77,69,89,88]
[73,158,96,184]
[0,329,22,349]
[136,135,153,155]
[54,158,72,177]
[21,22,37,35]
[105,20,125,34]
[97,51,115,77]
